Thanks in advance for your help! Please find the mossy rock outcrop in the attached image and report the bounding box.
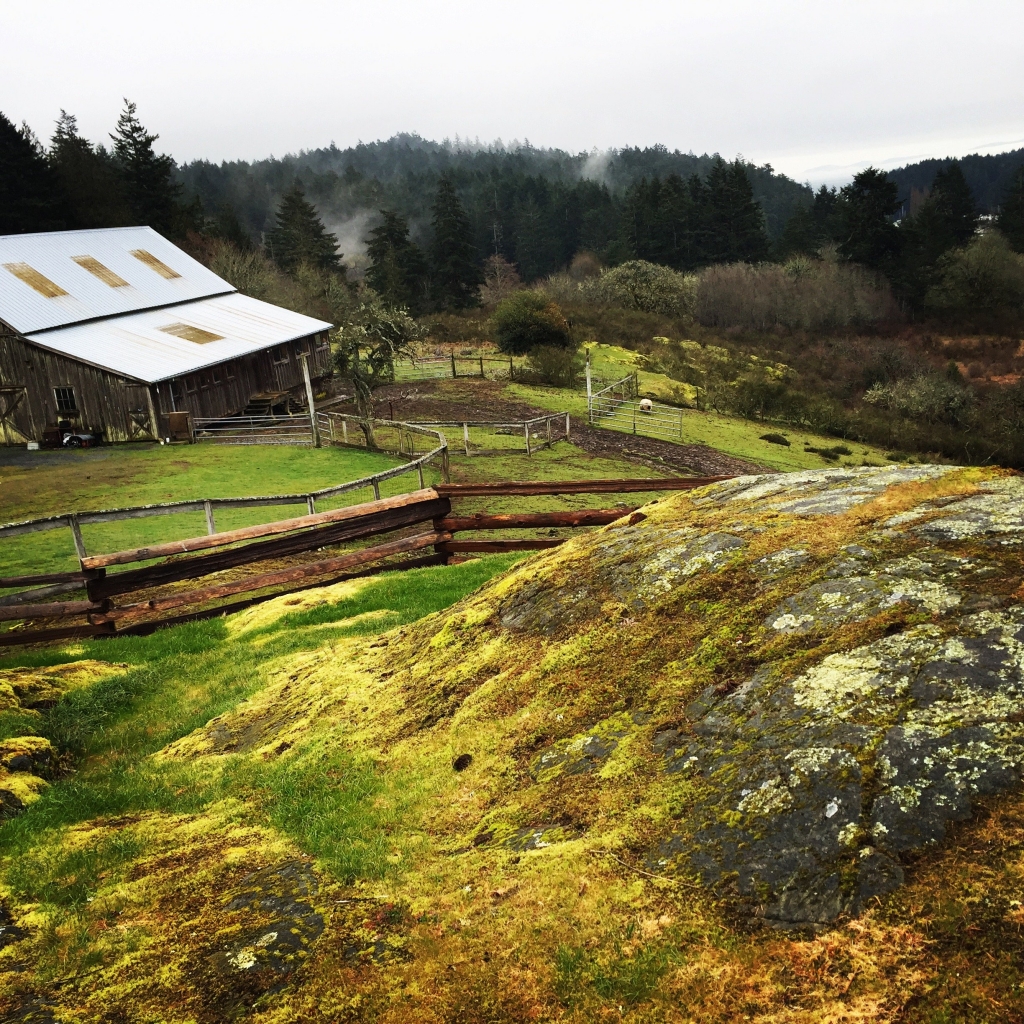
[5,465,1024,1021]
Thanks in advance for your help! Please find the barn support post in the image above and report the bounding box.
[68,516,86,560]
[145,387,161,442]
[300,354,320,448]
[203,500,216,535]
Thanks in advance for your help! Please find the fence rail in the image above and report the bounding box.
[193,414,314,446]
[0,475,735,648]
[404,412,570,456]
[591,394,695,444]
[0,418,447,561]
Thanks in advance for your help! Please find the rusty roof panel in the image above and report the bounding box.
[3,262,69,298]
[0,227,232,334]
[22,292,332,384]
[71,255,129,288]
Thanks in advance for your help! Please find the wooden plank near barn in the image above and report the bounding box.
[441,539,564,553]
[86,496,452,600]
[437,509,628,531]
[95,529,452,625]
[434,477,733,497]
[81,488,442,569]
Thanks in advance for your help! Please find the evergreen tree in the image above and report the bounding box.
[267,183,341,273]
[899,163,978,306]
[0,112,66,234]
[50,110,130,229]
[430,175,481,309]
[705,158,770,263]
[838,167,902,274]
[110,99,182,235]
[999,164,1024,254]
[777,186,842,258]
[365,209,427,311]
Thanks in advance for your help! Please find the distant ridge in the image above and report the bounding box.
[886,147,1024,213]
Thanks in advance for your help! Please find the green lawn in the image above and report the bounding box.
[0,444,408,579]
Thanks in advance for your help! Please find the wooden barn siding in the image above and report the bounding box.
[0,331,153,443]
[0,329,332,443]
[158,334,330,421]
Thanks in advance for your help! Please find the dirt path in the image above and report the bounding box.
[369,380,770,477]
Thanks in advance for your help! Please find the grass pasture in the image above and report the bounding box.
[0,443,410,579]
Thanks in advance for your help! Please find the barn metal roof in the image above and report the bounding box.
[23,292,332,384]
[0,227,233,334]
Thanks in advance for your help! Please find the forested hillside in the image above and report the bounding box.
[888,146,1024,213]
[178,136,812,277]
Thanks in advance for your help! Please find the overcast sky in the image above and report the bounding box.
[3,0,1022,186]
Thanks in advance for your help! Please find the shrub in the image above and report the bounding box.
[590,260,696,316]
[863,372,976,425]
[695,257,899,331]
[525,345,585,387]
[491,292,572,354]
[925,231,1024,330]
[760,432,790,446]
[479,254,522,306]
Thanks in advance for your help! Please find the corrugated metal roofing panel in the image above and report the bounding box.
[0,227,234,334]
[23,293,333,384]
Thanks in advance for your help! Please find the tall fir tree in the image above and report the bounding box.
[777,185,842,258]
[51,111,130,229]
[0,112,66,234]
[364,209,427,311]
[899,162,978,306]
[430,175,481,309]
[999,164,1024,254]
[110,100,182,236]
[704,158,770,264]
[267,183,342,273]
[838,167,902,274]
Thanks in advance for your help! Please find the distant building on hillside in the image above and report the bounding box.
[0,227,332,445]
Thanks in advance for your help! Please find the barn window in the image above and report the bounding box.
[186,376,198,394]
[316,331,329,350]
[212,366,223,384]
[199,372,211,389]
[296,338,310,356]
[271,346,289,364]
[129,250,181,279]
[169,381,183,404]
[225,362,236,380]
[54,387,77,412]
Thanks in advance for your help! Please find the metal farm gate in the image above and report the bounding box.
[192,414,314,445]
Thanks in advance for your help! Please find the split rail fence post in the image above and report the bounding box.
[300,354,320,448]
[342,418,348,444]
[68,516,86,559]
[680,407,684,441]
[372,479,381,500]
[479,356,484,378]
[307,495,316,515]
[463,422,470,456]
[524,422,531,456]
[586,358,593,423]
[565,411,571,441]
[451,353,457,378]
[546,417,552,447]
[418,465,425,488]
[203,500,216,535]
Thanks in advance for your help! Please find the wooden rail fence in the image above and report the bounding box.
[0,475,735,648]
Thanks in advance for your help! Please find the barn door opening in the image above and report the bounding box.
[0,386,31,445]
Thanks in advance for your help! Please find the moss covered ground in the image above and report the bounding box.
[1,466,1023,1021]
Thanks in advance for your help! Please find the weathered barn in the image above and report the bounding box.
[0,227,333,444]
